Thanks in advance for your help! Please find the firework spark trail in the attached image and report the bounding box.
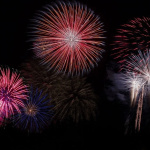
[135,86,144,131]
[0,68,28,118]
[122,72,144,131]
[123,50,150,131]
[32,2,105,75]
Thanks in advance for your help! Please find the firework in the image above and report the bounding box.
[51,76,98,123]
[14,87,53,133]
[122,50,150,131]
[32,2,105,75]
[0,68,28,118]
[112,17,150,64]
[121,72,144,106]
[126,50,150,84]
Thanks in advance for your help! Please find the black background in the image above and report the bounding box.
[1,0,150,150]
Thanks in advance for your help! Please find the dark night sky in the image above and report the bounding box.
[1,0,150,150]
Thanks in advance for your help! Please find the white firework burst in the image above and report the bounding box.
[122,49,150,131]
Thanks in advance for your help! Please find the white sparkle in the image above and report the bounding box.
[64,29,80,48]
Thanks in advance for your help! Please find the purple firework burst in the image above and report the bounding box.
[14,87,53,133]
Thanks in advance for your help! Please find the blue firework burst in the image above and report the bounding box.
[14,87,53,133]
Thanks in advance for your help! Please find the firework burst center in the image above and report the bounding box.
[64,29,80,48]
[25,104,38,117]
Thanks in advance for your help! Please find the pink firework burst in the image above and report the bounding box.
[0,68,28,118]
[32,2,105,75]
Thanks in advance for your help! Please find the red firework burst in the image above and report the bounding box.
[0,68,28,118]
[32,2,105,75]
[112,17,150,64]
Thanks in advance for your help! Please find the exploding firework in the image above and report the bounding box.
[121,72,143,106]
[126,50,150,84]
[32,2,105,75]
[51,76,98,123]
[122,50,150,131]
[112,17,150,65]
[0,68,28,118]
[14,87,53,133]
